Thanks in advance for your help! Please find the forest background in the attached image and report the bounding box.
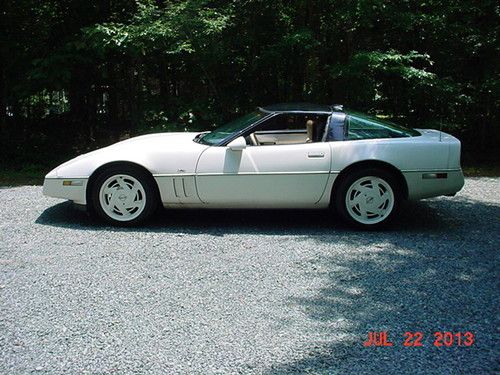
[1,0,499,183]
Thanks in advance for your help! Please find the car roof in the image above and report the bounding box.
[259,103,343,114]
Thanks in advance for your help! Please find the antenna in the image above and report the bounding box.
[439,116,443,142]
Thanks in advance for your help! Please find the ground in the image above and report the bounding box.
[0,178,499,374]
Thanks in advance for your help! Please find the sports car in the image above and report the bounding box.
[43,103,464,228]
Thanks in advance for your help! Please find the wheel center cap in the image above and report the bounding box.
[118,194,127,201]
[366,196,374,204]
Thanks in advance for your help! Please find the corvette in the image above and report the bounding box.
[43,103,464,228]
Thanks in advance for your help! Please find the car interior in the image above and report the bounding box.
[245,114,329,146]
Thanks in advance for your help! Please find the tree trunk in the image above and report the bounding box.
[0,20,7,136]
[0,52,6,137]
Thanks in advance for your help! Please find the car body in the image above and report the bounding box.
[43,103,464,228]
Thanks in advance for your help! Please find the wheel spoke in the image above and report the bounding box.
[349,193,364,206]
[116,203,129,215]
[358,200,368,219]
[125,202,143,211]
[128,185,139,202]
[116,177,128,190]
[379,191,391,203]
[129,184,139,195]
[107,192,119,209]
[359,186,373,195]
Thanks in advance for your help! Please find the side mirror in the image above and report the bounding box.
[227,136,247,151]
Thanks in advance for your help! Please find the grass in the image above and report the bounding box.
[462,164,500,177]
[0,166,47,186]
[1,163,498,187]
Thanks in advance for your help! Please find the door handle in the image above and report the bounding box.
[308,152,325,158]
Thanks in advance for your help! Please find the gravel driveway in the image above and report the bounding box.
[1,178,499,374]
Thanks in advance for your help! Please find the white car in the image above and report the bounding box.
[43,103,464,228]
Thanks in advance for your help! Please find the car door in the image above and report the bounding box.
[195,141,331,208]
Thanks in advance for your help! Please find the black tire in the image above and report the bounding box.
[333,168,402,229]
[90,165,159,226]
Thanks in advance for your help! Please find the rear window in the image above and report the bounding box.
[346,111,420,140]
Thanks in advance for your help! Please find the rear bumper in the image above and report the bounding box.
[403,169,465,200]
[43,178,88,205]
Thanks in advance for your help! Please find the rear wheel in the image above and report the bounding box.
[334,168,401,229]
[90,165,159,226]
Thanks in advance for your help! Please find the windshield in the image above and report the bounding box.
[198,111,267,145]
[346,111,420,140]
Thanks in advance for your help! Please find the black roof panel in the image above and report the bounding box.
[260,103,337,113]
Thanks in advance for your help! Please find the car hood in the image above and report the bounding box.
[47,132,210,178]
[107,132,201,150]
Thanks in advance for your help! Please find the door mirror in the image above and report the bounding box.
[227,136,247,151]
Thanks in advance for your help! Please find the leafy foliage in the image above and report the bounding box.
[1,0,499,168]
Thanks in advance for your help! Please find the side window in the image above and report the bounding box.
[247,114,328,146]
[346,112,419,140]
[258,114,310,131]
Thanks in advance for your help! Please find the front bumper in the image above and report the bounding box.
[43,178,88,205]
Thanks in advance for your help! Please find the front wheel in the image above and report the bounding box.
[90,165,159,226]
[334,168,401,229]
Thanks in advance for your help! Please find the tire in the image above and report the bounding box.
[90,165,159,226]
[334,168,401,229]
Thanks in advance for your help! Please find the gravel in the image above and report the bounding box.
[0,178,499,374]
